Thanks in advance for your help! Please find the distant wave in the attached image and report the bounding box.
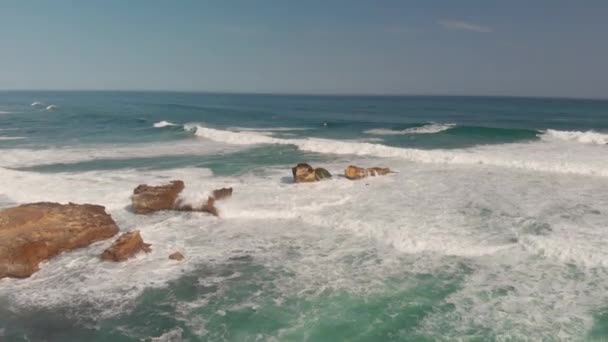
[365,123,456,135]
[0,111,13,114]
[539,129,608,145]
[31,101,45,107]
[228,127,312,132]
[153,120,178,128]
[0,136,26,140]
[46,105,59,111]
[188,124,608,177]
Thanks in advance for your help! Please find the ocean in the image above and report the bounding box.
[0,91,607,341]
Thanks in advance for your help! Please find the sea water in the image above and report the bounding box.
[0,91,608,341]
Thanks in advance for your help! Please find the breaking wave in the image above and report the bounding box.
[539,129,608,145]
[153,120,178,128]
[365,123,456,135]
[189,124,608,177]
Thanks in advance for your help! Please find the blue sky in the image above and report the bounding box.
[1,0,607,98]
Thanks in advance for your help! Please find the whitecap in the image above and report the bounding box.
[539,129,608,145]
[365,123,456,135]
[153,120,178,128]
[189,124,608,177]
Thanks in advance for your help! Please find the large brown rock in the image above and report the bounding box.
[292,163,332,183]
[344,165,392,180]
[131,180,185,214]
[132,181,232,217]
[100,230,151,262]
[0,202,119,279]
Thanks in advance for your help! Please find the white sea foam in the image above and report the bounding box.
[0,111,12,114]
[190,124,608,177]
[45,104,59,111]
[0,151,606,339]
[31,101,45,107]
[0,136,25,141]
[154,120,178,128]
[365,123,456,135]
[0,140,243,168]
[228,127,312,132]
[539,129,608,145]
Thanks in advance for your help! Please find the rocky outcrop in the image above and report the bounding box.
[131,180,185,214]
[174,187,233,217]
[100,230,151,262]
[132,181,233,217]
[0,202,119,279]
[292,163,332,183]
[212,188,233,201]
[344,165,392,180]
[169,252,185,261]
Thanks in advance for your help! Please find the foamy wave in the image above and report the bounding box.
[539,129,608,145]
[0,140,243,168]
[31,101,45,107]
[190,124,608,177]
[0,136,26,141]
[228,127,312,132]
[365,123,456,135]
[46,104,59,111]
[153,120,178,128]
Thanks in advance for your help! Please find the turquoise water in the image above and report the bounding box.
[1,92,608,341]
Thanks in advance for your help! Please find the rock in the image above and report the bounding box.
[292,163,332,183]
[100,230,151,262]
[292,163,316,183]
[133,181,232,217]
[212,188,233,201]
[169,252,184,261]
[131,180,185,214]
[344,165,392,180]
[314,168,332,181]
[0,202,119,279]
[367,167,392,176]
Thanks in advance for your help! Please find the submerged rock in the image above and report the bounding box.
[131,180,185,214]
[169,251,185,261]
[344,165,392,180]
[100,230,151,262]
[292,163,332,183]
[0,202,119,279]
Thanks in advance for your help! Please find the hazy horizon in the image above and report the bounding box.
[2,1,608,99]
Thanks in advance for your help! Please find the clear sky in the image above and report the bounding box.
[1,0,608,98]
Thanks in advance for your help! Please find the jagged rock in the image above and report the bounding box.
[131,180,185,214]
[100,230,151,262]
[292,163,316,183]
[212,188,233,201]
[292,163,332,183]
[344,165,392,180]
[133,181,233,217]
[169,252,185,261]
[0,202,119,279]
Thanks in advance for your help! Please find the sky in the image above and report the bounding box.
[1,0,608,98]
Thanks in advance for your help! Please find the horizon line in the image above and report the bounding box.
[0,89,606,102]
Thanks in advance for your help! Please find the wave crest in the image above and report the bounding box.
[539,129,608,145]
[365,123,455,135]
[189,124,608,177]
[153,120,178,128]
